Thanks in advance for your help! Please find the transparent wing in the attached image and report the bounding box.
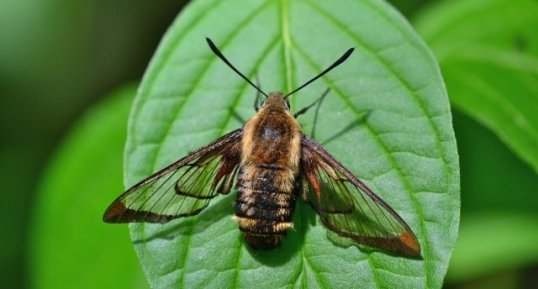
[103,129,242,223]
[300,134,420,256]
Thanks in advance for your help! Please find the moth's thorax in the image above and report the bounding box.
[241,98,301,172]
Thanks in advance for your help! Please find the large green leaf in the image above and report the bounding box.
[414,0,538,173]
[30,85,148,289]
[125,0,459,288]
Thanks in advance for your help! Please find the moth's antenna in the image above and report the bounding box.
[284,48,354,99]
[206,38,268,98]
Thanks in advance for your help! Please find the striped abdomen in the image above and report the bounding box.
[233,165,297,249]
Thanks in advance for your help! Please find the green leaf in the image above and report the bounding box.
[414,0,538,173]
[30,85,148,289]
[126,0,459,288]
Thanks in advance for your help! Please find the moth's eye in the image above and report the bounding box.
[285,100,290,110]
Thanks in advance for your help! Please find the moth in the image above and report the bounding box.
[104,38,421,256]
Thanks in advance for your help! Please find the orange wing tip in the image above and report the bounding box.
[398,230,421,256]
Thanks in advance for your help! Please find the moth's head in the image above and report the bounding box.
[260,92,290,111]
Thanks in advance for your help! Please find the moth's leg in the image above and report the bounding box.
[294,88,330,118]
[254,73,262,112]
[231,74,261,123]
[228,107,246,124]
[293,174,310,202]
[294,88,330,138]
[300,178,309,202]
[320,110,372,146]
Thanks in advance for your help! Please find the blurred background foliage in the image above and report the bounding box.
[0,0,536,288]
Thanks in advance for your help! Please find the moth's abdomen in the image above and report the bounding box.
[233,167,296,249]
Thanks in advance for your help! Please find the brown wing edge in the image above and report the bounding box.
[300,133,421,257]
[103,129,243,223]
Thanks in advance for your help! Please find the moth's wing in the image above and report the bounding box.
[103,129,243,223]
[300,134,421,256]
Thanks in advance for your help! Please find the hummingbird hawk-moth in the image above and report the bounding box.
[103,38,421,256]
